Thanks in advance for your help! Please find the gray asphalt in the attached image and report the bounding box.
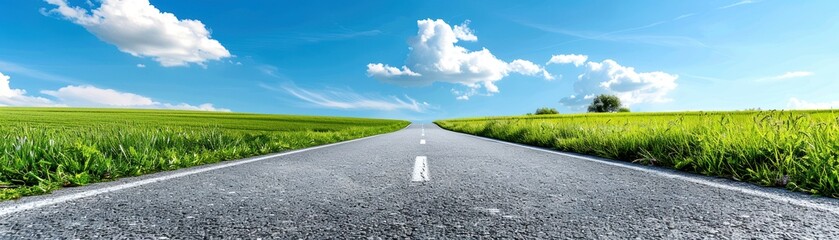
[1,124,838,239]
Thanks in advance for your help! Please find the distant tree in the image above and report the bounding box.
[535,107,559,115]
[618,107,630,113]
[587,94,623,113]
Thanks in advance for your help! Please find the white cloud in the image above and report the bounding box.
[40,85,229,111]
[0,71,227,110]
[280,85,430,112]
[44,0,231,67]
[42,85,155,106]
[450,88,482,100]
[756,71,814,82]
[547,54,588,67]
[0,71,59,106]
[0,72,24,98]
[559,58,678,108]
[367,19,551,99]
[366,63,421,78]
[136,63,146,68]
[787,97,839,110]
[510,59,555,80]
[159,103,229,111]
[453,20,478,42]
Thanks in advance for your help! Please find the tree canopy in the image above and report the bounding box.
[535,107,559,115]
[587,94,626,113]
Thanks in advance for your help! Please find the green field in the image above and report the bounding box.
[436,110,839,198]
[0,108,409,200]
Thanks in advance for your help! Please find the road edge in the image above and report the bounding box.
[0,123,413,216]
[436,124,839,216]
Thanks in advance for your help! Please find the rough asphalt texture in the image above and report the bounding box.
[1,124,838,239]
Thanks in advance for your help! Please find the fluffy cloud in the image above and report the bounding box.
[367,19,552,99]
[159,103,228,111]
[366,63,421,78]
[510,59,554,80]
[42,85,155,106]
[558,58,677,108]
[0,71,59,106]
[281,85,430,112]
[1,71,228,110]
[44,0,231,67]
[787,97,839,110]
[547,54,588,67]
[0,72,23,98]
[41,85,229,111]
[452,20,478,41]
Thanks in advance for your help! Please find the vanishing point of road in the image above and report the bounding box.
[1,124,838,238]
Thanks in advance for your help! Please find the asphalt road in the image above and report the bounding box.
[2,124,839,239]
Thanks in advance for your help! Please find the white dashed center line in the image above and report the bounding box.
[420,139,426,144]
[411,156,430,182]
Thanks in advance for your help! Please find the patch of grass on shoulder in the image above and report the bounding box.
[0,107,409,200]
[436,110,839,198]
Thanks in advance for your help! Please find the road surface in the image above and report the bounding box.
[1,124,838,238]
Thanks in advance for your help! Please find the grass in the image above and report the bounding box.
[435,110,839,198]
[0,107,409,200]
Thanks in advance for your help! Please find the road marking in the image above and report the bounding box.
[450,131,839,216]
[0,128,405,217]
[411,156,430,182]
[420,139,426,144]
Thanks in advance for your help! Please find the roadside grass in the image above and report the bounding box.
[0,107,409,200]
[435,110,839,198]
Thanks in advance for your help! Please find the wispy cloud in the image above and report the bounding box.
[263,84,431,113]
[756,71,814,82]
[257,65,295,81]
[719,0,761,9]
[0,60,82,84]
[245,27,383,48]
[518,21,706,48]
[679,73,724,84]
[297,29,382,42]
[673,13,697,20]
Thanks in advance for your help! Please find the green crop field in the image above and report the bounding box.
[436,110,839,198]
[0,107,409,200]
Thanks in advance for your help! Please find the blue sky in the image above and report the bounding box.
[1,0,838,121]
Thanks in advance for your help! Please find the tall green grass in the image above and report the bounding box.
[0,108,409,200]
[436,110,839,198]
